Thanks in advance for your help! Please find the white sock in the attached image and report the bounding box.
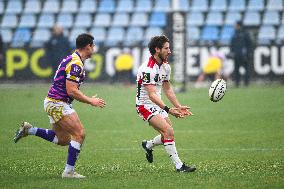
[64,164,74,173]
[64,141,81,173]
[28,127,38,135]
[146,135,163,149]
[52,136,58,144]
[163,140,183,169]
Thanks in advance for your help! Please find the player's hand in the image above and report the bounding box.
[177,106,194,117]
[169,107,184,118]
[90,95,106,108]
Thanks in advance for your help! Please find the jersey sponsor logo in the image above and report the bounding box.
[142,72,150,83]
[70,64,82,77]
[154,74,159,82]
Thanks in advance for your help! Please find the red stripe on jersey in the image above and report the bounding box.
[137,105,152,120]
[147,57,155,68]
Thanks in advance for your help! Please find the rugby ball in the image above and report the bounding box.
[209,79,227,102]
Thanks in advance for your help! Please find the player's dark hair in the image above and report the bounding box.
[76,33,94,49]
[148,35,170,56]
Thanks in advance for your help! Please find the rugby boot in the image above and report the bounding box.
[142,140,153,163]
[14,122,33,143]
[176,163,196,173]
[62,171,86,179]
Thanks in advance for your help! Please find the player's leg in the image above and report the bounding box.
[14,100,70,144]
[138,105,163,163]
[141,133,163,163]
[150,115,196,172]
[14,121,59,144]
[52,123,71,146]
[149,115,182,166]
[57,112,85,178]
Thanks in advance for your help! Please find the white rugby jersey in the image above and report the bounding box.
[136,56,171,105]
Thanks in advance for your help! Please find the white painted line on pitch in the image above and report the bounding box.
[95,148,284,152]
[94,130,279,134]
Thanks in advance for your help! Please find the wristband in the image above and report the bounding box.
[163,106,170,113]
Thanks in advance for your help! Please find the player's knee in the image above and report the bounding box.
[74,128,85,143]
[161,126,174,139]
[58,140,69,146]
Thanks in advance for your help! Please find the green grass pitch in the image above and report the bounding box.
[0,83,283,189]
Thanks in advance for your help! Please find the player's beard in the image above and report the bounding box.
[158,52,168,63]
[158,53,165,63]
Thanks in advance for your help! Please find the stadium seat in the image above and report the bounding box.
[0,29,13,43]
[228,0,245,11]
[112,13,130,27]
[154,0,171,12]
[90,27,107,45]
[258,26,276,44]
[98,0,115,13]
[42,0,60,13]
[74,13,92,28]
[38,13,55,28]
[69,28,88,45]
[247,0,264,11]
[79,0,96,13]
[12,28,31,47]
[18,14,36,28]
[186,12,204,26]
[267,0,283,11]
[201,26,219,42]
[31,28,51,47]
[186,26,200,44]
[206,12,223,26]
[124,27,144,46]
[262,11,280,25]
[23,0,41,14]
[173,0,189,12]
[220,26,235,44]
[1,14,18,28]
[191,0,208,12]
[144,27,164,45]
[131,13,148,26]
[224,12,242,25]
[210,0,227,12]
[6,0,22,14]
[135,0,152,12]
[276,26,284,42]
[149,12,166,27]
[94,13,112,27]
[61,0,78,13]
[56,13,73,28]
[0,0,4,14]
[106,27,125,46]
[116,0,134,12]
[243,11,261,26]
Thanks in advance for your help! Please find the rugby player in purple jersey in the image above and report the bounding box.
[14,33,106,178]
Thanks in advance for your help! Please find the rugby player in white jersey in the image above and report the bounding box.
[136,35,196,172]
[14,33,106,178]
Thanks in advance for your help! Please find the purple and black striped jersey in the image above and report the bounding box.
[47,51,85,104]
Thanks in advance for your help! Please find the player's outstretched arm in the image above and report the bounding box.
[66,80,106,108]
[162,81,193,117]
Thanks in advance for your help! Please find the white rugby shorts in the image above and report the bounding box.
[136,104,168,121]
[44,98,75,124]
